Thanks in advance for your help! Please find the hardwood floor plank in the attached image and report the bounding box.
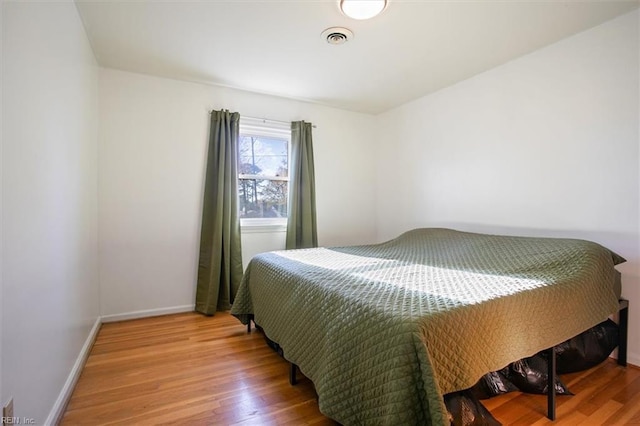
[579,400,624,425]
[603,386,640,425]
[612,375,640,404]
[62,312,638,425]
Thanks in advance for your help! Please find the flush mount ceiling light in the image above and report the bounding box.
[340,0,387,20]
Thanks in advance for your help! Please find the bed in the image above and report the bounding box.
[230,228,624,425]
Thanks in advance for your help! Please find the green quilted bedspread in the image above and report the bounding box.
[230,228,622,425]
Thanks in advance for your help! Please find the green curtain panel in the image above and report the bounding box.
[286,121,318,249]
[196,110,244,315]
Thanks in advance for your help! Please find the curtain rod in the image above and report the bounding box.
[244,115,317,129]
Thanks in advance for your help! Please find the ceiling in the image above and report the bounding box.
[75,0,639,114]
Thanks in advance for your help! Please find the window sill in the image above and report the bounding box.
[240,218,287,234]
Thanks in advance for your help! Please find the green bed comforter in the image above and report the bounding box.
[230,228,622,425]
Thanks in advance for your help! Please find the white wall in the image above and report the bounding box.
[241,228,286,271]
[376,10,640,365]
[98,69,377,317]
[2,2,99,423]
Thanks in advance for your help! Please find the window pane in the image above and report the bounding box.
[238,179,288,218]
[238,135,288,177]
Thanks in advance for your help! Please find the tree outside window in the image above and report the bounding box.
[238,135,288,219]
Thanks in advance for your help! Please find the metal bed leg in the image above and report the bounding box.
[618,299,629,367]
[289,363,298,386]
[543,300,628,420]
[246,315,255,333]
[547,347,556,421]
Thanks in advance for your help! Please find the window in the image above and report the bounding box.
[238,119,290,228]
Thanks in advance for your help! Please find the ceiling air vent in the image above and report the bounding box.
[321,27,353,45]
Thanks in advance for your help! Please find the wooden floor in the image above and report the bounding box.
[62,312,640,425]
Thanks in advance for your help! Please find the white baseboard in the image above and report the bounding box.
[100,304,194,323]
[45,316,102,426]
[627,353,640,368]
[45,305,195,424]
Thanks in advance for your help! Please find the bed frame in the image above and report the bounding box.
[544,298,629,421]
[247,298,629,422]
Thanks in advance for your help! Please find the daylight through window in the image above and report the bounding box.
[238,121,290,221]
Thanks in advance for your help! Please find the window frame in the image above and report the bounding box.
[238,119,291,231]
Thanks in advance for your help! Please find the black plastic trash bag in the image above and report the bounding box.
[504,354,572,395]
[471,371,519,400]
[445,390,502,426]
[553,319,619,374]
